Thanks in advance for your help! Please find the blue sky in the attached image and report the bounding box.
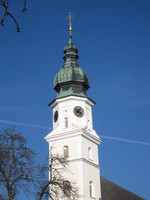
[0,0,150,199]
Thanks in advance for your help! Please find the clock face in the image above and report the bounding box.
[73,106,84,118]
[54,110,58,122]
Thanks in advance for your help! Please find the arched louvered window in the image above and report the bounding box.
[89,181,95,198]
[65,117,68,128]
[88,147,93,160]
[63,145,69,158]
[63,180,71,197]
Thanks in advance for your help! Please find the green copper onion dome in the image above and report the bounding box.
[54,18,89,98]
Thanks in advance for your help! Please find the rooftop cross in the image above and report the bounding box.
[66,12,75,41]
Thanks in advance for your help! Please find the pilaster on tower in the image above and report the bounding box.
[45,14,102,200]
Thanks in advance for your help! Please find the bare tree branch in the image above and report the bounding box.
[0,128,36,199]
[22,0,27,12]
[0,128,78,199]
[0,0,27,32]
[35,148,79,200]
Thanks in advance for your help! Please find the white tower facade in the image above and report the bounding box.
[45,19,101,200]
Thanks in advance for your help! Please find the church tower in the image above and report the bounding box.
[45,14,101,200]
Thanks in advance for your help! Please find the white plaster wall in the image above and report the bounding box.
[83,162,101,199]
[47,133,101,200]
[46,96,101,200]
[48,137,85,199]
[51,96,94,131]
[81,136,99,164]
[85,104,93,130]
[49,135,83,159]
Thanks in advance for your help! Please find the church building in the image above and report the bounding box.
[45,14,143,200]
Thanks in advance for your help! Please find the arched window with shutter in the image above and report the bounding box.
[63,145,69,158]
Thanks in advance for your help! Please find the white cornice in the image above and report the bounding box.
[69,157,101,169]
[50,95,95,109]
[45,128,101,145]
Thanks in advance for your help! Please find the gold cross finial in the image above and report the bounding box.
[66,12,75,37]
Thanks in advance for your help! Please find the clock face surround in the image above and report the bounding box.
[73,106,84,118]
[54,110,58,122]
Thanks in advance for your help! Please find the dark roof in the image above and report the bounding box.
[101,177,144,200]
